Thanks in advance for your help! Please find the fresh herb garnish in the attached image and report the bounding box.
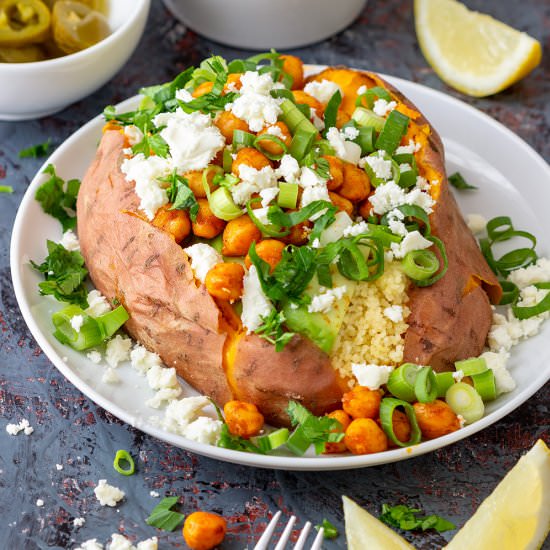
[179,91,238,115]
[140,66,195,109]
[254,310,295,351]
[213,172,240,189]
[448,171,477,190]
[315,518,339,539]
[162,172,199,221]
[131,130,170,159]
[0,185,13,193]
[34,164,80,231]
[31,240,89,307]
[322,90,342,137]
[19,139,52,159]
[146,496,185,531]
[379,504,456,533]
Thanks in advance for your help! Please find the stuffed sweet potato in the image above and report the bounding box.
[77,54,501,427]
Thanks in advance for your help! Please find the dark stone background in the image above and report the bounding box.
[1,0,549,548]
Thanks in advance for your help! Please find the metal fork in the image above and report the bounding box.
[253,510,325,550]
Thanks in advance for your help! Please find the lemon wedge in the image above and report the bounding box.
[445,439,550,549]
[414,0,542,97]
[343,496,415,549]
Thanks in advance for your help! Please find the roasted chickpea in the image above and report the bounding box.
[204,263,245,302]
[413,400,461,440]
[378,409,412,448]
[245,239,286,272]
[342,386,382,419]
[192,199,226,239]
[329,192,354,217]
[256,121,292,156]
[192,81,214,98]
[151,205,191,244]
[322,155,344,191]
[324,409,352,454]
[222,215,262,257]
[232,147,271,177]
[183,511,227,550]
[280,54,304,90]
[215,111,250,144]
[224,400,265,439]
[358,198,374,219]
[336,109,351,129]
[281,213,312,246]
[339,163,371,202]
[184,169,217,199]
[344,418,388,455]
[292,90,325,117]
[224,72,243,93]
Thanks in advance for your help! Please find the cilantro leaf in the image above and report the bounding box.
[315,518,339,539]
[31,240,89,307]
[254,310,295,351]
[146,496,185,531]
[162,172,199,221]
[131,132,170,159]
[34,164,80,232]
[380,504,456,533]
[448,171,477,190]
[19,139,52,159]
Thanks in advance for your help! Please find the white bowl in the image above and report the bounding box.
[162,0,367,50]
[0,0,150,121]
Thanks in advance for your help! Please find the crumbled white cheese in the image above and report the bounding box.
[36,499,44,507]
[399,163,412,173]
[386,209,408,237]
[70,314,84,333]
[311,109,325,131]
[60,229,80,251]
[146,388,183,409]
[369,180,434,216]
[395,139,421,155]
[303,79,342,104]
[276,154,301,182]
[241,265,274,332]
[259,186,279,207]
[342,125,360,141]
[372,99,397,117]
[109,534,134,550]
[146,364,179,391]
[175,88,193,102]
[136,538,158,550]
[308,286,347,314]
[102,368,121,384]
[457,414,466,428]
[383,305,404,322]
[299,166,326,188]
[73,517,86,528]
[326,127,361,165]
[507,257,550,290]
[480,350,516,394]
[232,164,278,205]
[85,290,111,317]
[182,416,223,445]
[183,243,222,283]
[351,363,394,390]
[343,220,370,238]
[300,184,331,210]
[311,238,321,249]
[75,539,103,550]
[87,350,102,364]
[161,396,212,435]
[55,463,63,471]
[149,490,160,498]
[357,85,368,96]
[94,480,125,507]
[6,419,33,436]
[228,71,283,132]
[265,124,284,138]
[452,370,464,383]
[466,213,487,235]
[123,125,144,146]
[320,211,354,246]
[105,335,132,368]
[390,230,433,259]
[361,152,393,180]
[130,344,162,375]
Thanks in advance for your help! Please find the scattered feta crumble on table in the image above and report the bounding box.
[6,418,33,436]
[36,499,44,507]
[149,490,160,498]
[94,480,125,507]
[73,517,85,528]
[55,463,63,471]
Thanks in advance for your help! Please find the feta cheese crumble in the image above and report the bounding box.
[73,517,86,528]
[149,490,160,498]
[241,265,273,332]
[480,350,516,394]
[326,127,362,165]
[276,154,301,182]
[352,363,394,390]
[231,164,277,205]
[94,479,125,507]
[105,335,132,368]
[390,230,433,259]
[361,152,393,181]
[85,290,111,317]
[308,286,347,314]
[130,344,162,375]
[184,243,222,283]
[87,350,102,364]
[452,370,464,383]
[70,314,84,333]
[383,305,404,322]
[303,79,342,104]
[36,499,44,507]
[123,125,144,146]
[60,229,80,251]
[368,180,435,216]
[6,419,33,436]
[395,139,421,155]
[466,213,487,235]
[102,368,121,384]
[372,99,397,117]
[75,539,103,550]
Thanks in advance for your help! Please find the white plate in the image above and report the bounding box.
[10,71,550,471]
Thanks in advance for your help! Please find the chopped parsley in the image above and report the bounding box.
[162,172,199,221]
[379,504,456,533]
[254,310,295,351]
[19,139,52,159]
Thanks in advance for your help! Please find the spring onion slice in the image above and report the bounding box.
[454,357,487,376]
[379,397,422,447]
[471,370,497,401]
[113,449,135,476]
[351,107,385,132]
[435,372,455,398]
[52,306,104,351]
[0,185,13,193]
[402,250,439,281]
[280,99,317,135]
[512,282,550,319]
[363,154,400,187]
[393,153,418,189]
[286,426,311,456]
[97,306,130,338]
[246,198,290,238]
[253,428,290,453]
[414,236,448,287]
[445,382,485,424]
[222,148,233,173]
[499,280,520,305]
[355,86,392,109]
[208,187,242,221]
[323,90,342,136]
[355,126,376,155]
[289,126,317,161]
[414,367,438,403]
[375,110,410,155]
[386,363,421,402]
[232,129,256,150]
[277,182,299,209]
[254,134,288,160]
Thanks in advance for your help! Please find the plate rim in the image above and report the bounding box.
[10,69,550,471]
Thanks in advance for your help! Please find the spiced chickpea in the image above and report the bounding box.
[184,169,217,199]
[413,400,461,440]
[215,111,250,144]
[339,163,371,202]
[381,409,412,447]
[245,239,286,272]
[151,206,191,244]
[223,400,265,439]
[204,263,245,302]
[324,409,352,454]
[358,198,374,219]
[344,418,388,455]
[336,109,351,129]
[342,386,382,419]
[281,214,312,246]
[329,192,354,217]
[192,81,214,98]
[222,215,261,257]
[192,199,226,239]
[224,72,243,93]
[183,511,227,550]
[232,147,271,177]
[280,54,304,90]
[323,155,344,191]
[256,122,292,156]
[292,90,325,117]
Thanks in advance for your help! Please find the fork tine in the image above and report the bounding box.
[253,510,282,550]
[293,521,312,550]
[310,527,324,550]
[274,515,296,550]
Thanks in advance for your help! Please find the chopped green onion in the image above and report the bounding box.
[448,172,477,190]
[414,236,448,287]
[315,518,339,539]
[471,370,497,401]
[386,363,421,402]
[402,250,439,282]
[208,187,243,221]
[435,372,455,398]
[379,397,422,447]
[0,185,13,193]
[323,90,342,136]
[279,99,317,135]
[354,126,376,155]
[146,496,185,531]
[351,107,385,132]
[355,86,392,109]
[289,126,317,161]
[253,428,290,452]
[222,148,233,172]
[254,134,288,160]
[414,367,438,403]
[512,282,550,319]
[232,129,256,150]
[277,182,299,209]
[362,153,400,187]
[393,153,418,189]
[52,305,103,351]
[286,426,311,456]
[19,138,52,159]
[445,382,485,424]
[375,110,410,155]
[96,306,130,338]
[113,449,135,476]
[454,357,487,377]
[499,280,520,305]
[246,198,290,238]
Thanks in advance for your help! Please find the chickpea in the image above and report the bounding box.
[339,163,371,202]
[324,409,352,454]
[280,54,304,90]
[329,192,354,217]
[224,72,243,93]
[342,386,382,419]
[184,169,217,199]
[358,198,374,219]
[151,205,191,244]
[183,511,227,550]
[245,239,286,272]
[215,111,250,144]
[192,199,226,239]
[204,262,245,302]
[323,155,344,191]
[292,90,325,117]
[336,109,351,129]
[281,213,312,246]
[232,147,271,177]
[224,400,265,439]
[413,400,460,440]
[379,409,412,448]
[192,81,214,98]
[256,121,292,157]
[344,418,388,455]
[222,215,262,257]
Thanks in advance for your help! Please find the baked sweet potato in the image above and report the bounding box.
[77,61,500,427]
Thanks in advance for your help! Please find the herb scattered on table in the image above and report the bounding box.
[449,171,477,190]
[146,496,185,531]
[379,503,456,533]
[315,518,339,539]
[19,139,53,159]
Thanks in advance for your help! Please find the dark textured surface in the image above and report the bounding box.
[1,0,549,548]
